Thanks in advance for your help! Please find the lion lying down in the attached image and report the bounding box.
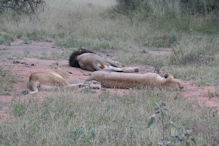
[69,48,139,73]
[86,71,183,89]
[26,68,84,94]
[26,68,183,94]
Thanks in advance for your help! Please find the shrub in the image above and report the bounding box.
[0,0,45,14]
[168,37,217,65]
[115,0,142,14]
[0,32,15,45]
[115,0,218,19]
[180,0,219,14]
[169,48,214,65]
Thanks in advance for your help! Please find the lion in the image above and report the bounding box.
[69,48,139,73]
[86,71,183,89]
[26,68,83,94]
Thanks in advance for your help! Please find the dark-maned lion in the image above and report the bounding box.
[86,71,183,89]
[69,48,139,72]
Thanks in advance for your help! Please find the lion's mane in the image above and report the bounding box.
[69,48,94,68]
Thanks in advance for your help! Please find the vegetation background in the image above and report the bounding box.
[0,0,218,145]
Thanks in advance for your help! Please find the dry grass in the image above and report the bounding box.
[0,89,218,145]
[0,0,216,48]
[0,0,218,144]
[0,66,16,95]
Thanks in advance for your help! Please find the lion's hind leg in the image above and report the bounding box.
[103,66,139,73]
[103,65,123,72]
[67,83,84,88]
[120,67,139,73]
[105,58,122,67]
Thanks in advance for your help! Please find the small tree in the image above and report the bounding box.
[114,0,142,24]
[148,102,196,145]
[0,0,45,15]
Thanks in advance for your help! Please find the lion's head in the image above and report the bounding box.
[69,48,95,68]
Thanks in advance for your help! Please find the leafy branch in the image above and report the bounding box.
[148,102,196,145]
[0,0,45,15]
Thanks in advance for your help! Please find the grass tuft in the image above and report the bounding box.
[0,66,16,95]
[0,89,217,145]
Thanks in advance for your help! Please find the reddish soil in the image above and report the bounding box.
[182,82,218,108]
[0,40,218,119]
[0,39,63,56]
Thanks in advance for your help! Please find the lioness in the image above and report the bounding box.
[86,71,183,89]
[26,68,83,94]
[69,48,139,72]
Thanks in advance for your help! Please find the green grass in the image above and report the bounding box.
[0,0,217,47]
[0,0,218,145]
[164,65,219,86]
[55,35,123,50]
[0,89,218,145]
[0,0,217,85]
[0,32,15,45]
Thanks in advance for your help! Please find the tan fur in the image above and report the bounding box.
[27,68,82,94]
[86,71,183,89]
[77,53,139,73]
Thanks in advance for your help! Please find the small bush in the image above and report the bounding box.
[144,55,166,73]
[180,0,219,14]
[0,35,4,44]
[148,102,197,145]
[0,0,45,15]
[168,37,217,65]
[146,32,177,48]
[169,48,214,65]
[0,32,14,45]
[115,0,218,18]
[115,0,142,14]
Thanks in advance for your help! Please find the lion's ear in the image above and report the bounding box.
[164,74,169,78]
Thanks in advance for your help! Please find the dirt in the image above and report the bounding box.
[0,40,218,119]
[182,82,218,108]
[0,39,63,57]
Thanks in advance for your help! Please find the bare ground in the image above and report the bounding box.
[0,40,218,119]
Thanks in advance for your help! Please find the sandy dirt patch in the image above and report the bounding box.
[0,40,218,119]
[0,57,218,119]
